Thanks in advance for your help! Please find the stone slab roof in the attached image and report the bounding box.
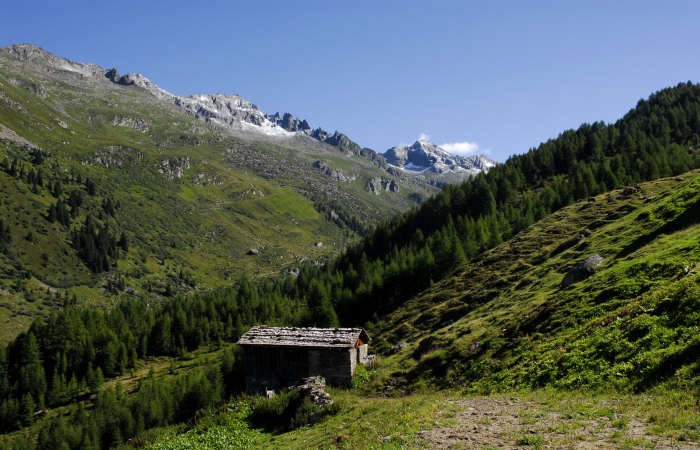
[237,326,369,348]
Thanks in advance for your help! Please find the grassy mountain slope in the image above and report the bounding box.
[0,45,438,342]
[133,170,700,450]
[261,83,699,334]
[371,170,699,394]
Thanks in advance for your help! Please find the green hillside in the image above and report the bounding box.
[116,169,697,450]
[372,171,699,393]
[1,169,696,450]
[0,45,438,343]
[269,82,700,332]
[139,169,699,450]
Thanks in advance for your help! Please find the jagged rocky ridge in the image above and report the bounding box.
[383,139,495,179]
[105,55,490,181]
[3,43,492,186]
[104,66,388,168]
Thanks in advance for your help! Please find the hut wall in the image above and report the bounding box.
[358,343,368,362]
[243,346,309,392]
[318,347,355,387]
[243,345,356,392]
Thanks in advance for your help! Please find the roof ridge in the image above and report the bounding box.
[237,326,370,348]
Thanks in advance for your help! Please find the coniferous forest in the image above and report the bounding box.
[1,82,699,448]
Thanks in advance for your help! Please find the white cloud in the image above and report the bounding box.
[440,140,480,156]
[417,132,430,142]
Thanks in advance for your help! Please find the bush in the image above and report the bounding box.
[352,364,371,388]
[249,389,339,431]
[249,389,302,430]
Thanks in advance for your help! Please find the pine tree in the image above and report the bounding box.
[20,393,35,426]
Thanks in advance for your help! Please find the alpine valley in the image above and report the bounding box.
[0,44,498,342]
[0,43,699,450]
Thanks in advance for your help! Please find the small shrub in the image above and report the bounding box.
[516,434,545,447]
[249,389,339,431]
[611,416,629,429]
[352,364,371,388]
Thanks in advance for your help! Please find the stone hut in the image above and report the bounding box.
[237,326,370,392]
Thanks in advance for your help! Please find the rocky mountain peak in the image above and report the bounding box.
[7,43,53,61]
[383,139,496,181]
[2,43,105,78]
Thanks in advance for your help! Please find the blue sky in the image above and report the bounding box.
[2,1,699,161]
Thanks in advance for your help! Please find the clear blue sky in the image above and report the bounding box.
[2,0,699,161]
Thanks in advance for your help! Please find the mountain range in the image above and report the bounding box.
[0,43,459,340]
[100,47,493,184]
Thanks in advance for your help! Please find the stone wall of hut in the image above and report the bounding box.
[243,345,356,392]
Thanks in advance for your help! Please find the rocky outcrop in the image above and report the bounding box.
[0,123,40,150]
[0,91,28,113]
[320,130,362,154]
[366,176,400,194]
[366,177,382,194]
[82,146,145,168]
[312,160,355,182]
[290,376,333,406]
[385,166,402,177]
[266,112,311,132]
[104,68,120,83]
[561,254,604,288]
[194,172,223,186]
[110,116,149,132]
[159,157,191,180]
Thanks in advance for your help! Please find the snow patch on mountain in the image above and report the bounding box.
[112,72,295,137]
[404,161,428,172]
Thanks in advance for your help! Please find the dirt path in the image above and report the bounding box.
[421,397,699,449]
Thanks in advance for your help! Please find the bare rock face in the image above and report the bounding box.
[98,58,387,169]
[366,176,399,194]
[367,177,383,194]
[81,146,144,168]
[7,44,105,78]
[561,254,604,288]
[159,157,190,180]
[312,160,355,182]
[105,68,119,83]
[269,112,311,132]
[110,116,149,132]
[0,123,40,149]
